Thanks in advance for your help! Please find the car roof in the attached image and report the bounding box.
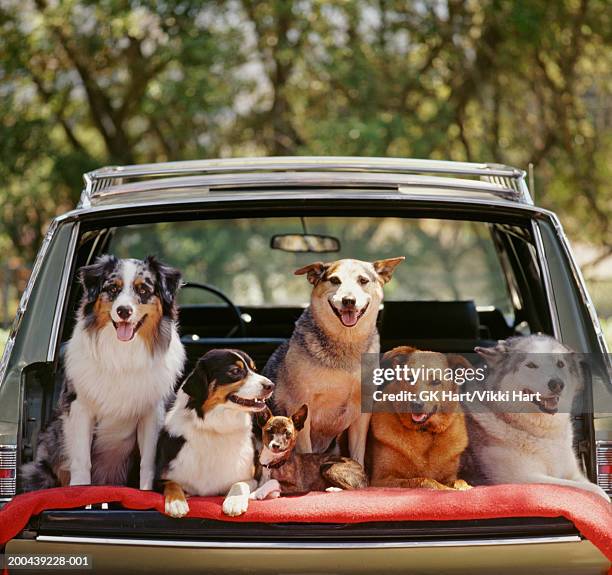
[79,156,533,209]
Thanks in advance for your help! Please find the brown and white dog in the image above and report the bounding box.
[257,405,368,494]
[368,346,472,490]
[265,257,404,466]
[156,349,280,518]
[21,255,185,492]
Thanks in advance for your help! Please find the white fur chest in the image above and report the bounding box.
[164,405,256,496]
[65,322,185,421]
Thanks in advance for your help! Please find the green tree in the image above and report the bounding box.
[0,0,610,265]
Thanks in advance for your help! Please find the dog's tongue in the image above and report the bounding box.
[116,322,135,342]
[341,308,358,327]
[411,413,428,424]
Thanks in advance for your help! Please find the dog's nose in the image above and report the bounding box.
[410,401,425,412]
[262,381,275,392]
[116,306,133,320]
[342,296,356,307]
[548,378,564,393]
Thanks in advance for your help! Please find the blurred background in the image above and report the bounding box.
[0,0,610,351]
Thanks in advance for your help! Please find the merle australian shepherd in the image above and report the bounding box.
[21,255,185,491]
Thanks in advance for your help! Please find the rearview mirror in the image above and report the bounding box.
[270,234,341,253]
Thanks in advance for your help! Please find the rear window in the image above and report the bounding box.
[110,217,513,318]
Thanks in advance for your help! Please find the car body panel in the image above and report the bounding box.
[7,537,608,574]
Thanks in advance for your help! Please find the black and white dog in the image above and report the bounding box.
[21,255,185,491]
[156,349,280,518]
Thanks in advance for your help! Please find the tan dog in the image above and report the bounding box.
[258,405,368,494]
[368,346,472,490]
[265,257,404,466]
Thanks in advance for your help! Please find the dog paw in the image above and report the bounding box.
[223,495,249,516]
[165,497,190,518]
[452,480,472,491]
[325,486,343,493]
[253,479,281,500]
[69,471,91,486]
[140,477,154,491]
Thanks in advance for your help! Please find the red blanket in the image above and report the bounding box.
[1,484,610,560]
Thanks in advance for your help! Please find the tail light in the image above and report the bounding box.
[0,445,16,499]
[596,440,612,494]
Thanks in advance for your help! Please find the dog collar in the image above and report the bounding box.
[261,458,288,469]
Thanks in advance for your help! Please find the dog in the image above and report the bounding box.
[156,349,281,518]
[257,404,368,494]
[368,346,472,490]
[21,255,185,492]
[265,257,404,466]
[462,334,610,501]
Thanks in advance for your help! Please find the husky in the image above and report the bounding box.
[463,334,609,501]
[264,257,404,466]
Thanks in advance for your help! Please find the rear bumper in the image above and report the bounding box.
[7,536,609,574]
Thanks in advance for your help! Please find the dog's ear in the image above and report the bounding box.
[146,255,182,312]
[255,406,273,429]
[474,340,509,366]
[447,354,473,388]
[373,257,405,284]
[294,262,329,286]
[382,346,416,369]
[79,254,118,302]
[181,360,209,418]
[291,404,308,431]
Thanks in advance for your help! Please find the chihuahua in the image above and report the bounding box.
[258,405,368,494]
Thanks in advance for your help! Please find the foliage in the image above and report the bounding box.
[0,329,7,356]
[0,0,610,293]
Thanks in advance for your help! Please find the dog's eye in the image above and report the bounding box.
[358,277,369,285]
[285,431,292,438]
[106,285,118,295]
[228,366,242,377]
[557,360,565,368]
[136,284,150,296]
[329,276,341,285]
[526,362,538,369]
[430,379,442,386]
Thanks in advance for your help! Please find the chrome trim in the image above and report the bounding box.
[0,445,17,497]
[596,440,612,493]
[82,173,93,209]
[532,221,561,339]
[58,191,560,225]
[36,534,581,549]
[88,156,525,179]
[46,223,80,362]
[91,173,520,203]
[80,157,531,207]
[0,444,17,466]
